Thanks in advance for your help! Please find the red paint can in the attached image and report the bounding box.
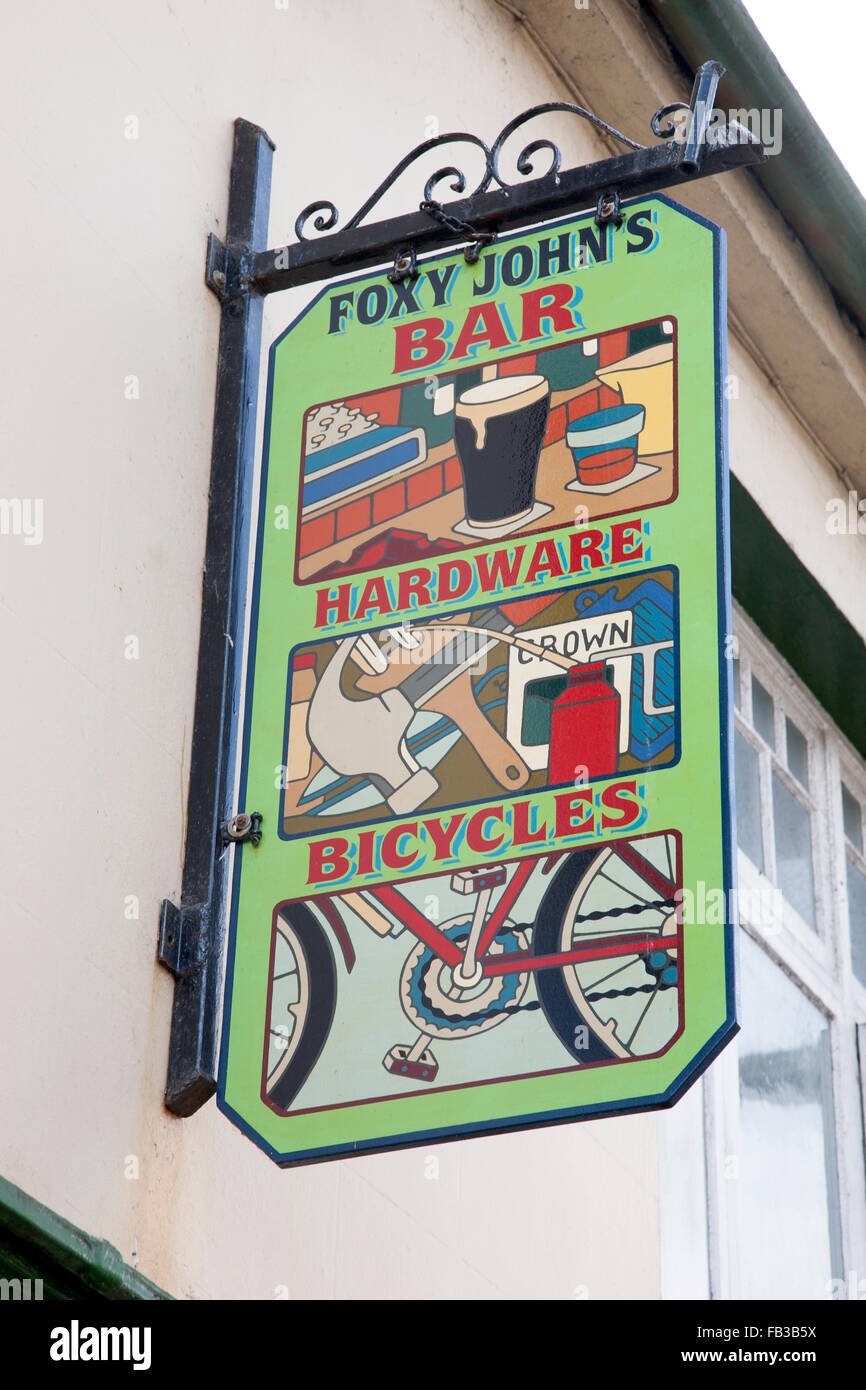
[547,661,620,784]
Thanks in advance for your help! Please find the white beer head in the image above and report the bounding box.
[455,374,549,450]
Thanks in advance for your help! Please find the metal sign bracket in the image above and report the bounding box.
[159,60,765,1117]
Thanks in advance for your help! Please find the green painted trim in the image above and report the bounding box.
[731,476,866,759]
[0,1176,171,1301]
[642,0,866,336]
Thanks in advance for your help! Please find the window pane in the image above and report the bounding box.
[772,773,816,928]
[737,933,842,1298]
[846,858,866,989]
[732,657,741,710]
[785,716,809,790]
[735,731,764,872]
[842,783,863,852]
[752,675,774,747]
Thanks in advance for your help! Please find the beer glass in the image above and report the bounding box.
[453,374,551,529]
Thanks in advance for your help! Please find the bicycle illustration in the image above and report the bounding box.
[263,830,682,1113]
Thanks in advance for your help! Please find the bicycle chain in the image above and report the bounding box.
[462,974,679,1017]
[493,898,678,1013]
[571,897,676,923]
[419,936,677,1023]
[497,974,678,1012]
[416,896,678,1024]
[586,978,677,1003]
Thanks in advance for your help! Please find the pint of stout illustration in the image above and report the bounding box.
[453,374,551,530]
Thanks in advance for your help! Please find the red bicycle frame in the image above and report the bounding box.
[350,844,676,978]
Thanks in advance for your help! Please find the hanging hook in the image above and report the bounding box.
[594,189,623,228]
[388,246,419,283]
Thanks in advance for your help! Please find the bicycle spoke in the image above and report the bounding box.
[610,860,666,907]
[571,902,669,935]
[579,957,638,991]
[625,982,662,1049]
[596,868,650,904]
[586,979,677,1002]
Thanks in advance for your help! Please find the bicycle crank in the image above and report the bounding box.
[399,919,530,1040]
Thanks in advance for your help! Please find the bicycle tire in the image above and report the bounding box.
[265,903,337,1112]
[534,847,624,1064]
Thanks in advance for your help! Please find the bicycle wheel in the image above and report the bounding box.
[535,836,679,1063]
[265,903,337,1112]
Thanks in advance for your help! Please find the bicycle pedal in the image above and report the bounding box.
[383,1045,439,1082]
[451,865,507,894]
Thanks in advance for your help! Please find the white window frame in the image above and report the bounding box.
[734,620,832,962]
[837,749,866,1019]
[663,602,866,1300]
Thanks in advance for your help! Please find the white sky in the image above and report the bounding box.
[743,0,866,196]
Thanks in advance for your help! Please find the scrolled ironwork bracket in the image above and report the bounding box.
[250,60,764,295]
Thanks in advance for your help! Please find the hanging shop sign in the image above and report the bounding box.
[216,193,736,1164]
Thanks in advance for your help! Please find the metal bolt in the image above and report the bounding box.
[212,269,227,288]
[222,811,263,847]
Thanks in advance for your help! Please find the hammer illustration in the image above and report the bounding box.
[306,637,439,816]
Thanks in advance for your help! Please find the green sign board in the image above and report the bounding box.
[218,195,735,1165]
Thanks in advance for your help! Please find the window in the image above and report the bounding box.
[842,782,866,989]
[661,603,866,1299]
[731,646,825,934]
[734,932,842,1298]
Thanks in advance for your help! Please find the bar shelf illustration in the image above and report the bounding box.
[294,320,678,582]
